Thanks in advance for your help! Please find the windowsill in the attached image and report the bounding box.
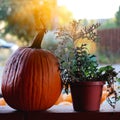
[0,102,120,120]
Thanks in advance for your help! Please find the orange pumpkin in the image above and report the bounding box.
[54,93,64,105]
[100,86,109,104]
[58,101,72,106]
[2,29,62,111]
[63,93,72,103]
[0,98,6,106]
[100,91,108,104]
[55,92,73,105]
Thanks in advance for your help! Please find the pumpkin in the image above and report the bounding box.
[2,29,62,111]
[100,91,108,104]
[55,93,72,105]
[74,38,96,54]
[62,93,72,103]
[0,98,6,106]
[58,101,72,106]
[100,86,109,104]
[54,93,64,105]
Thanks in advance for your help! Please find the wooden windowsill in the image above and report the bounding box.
[0,103,120,120]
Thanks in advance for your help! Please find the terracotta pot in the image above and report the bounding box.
[70,81,104,111]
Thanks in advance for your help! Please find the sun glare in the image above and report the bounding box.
[57,0,120,20]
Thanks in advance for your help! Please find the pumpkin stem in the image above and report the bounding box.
[30,29,46,49]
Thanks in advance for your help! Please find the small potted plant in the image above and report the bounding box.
[54,20,120,111]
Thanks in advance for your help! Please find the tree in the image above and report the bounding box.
[98,18,117,30]
[0,0,73,44]
[115,6,120,27]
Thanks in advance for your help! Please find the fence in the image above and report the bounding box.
[97,28,120,54]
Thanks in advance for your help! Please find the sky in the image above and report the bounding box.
[57,0,120,19]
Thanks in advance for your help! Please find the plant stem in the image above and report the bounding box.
[30,29,46,49]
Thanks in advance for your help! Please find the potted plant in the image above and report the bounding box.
[54,20,120,111]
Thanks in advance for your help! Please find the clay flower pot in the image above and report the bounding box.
[70,81,104,111]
